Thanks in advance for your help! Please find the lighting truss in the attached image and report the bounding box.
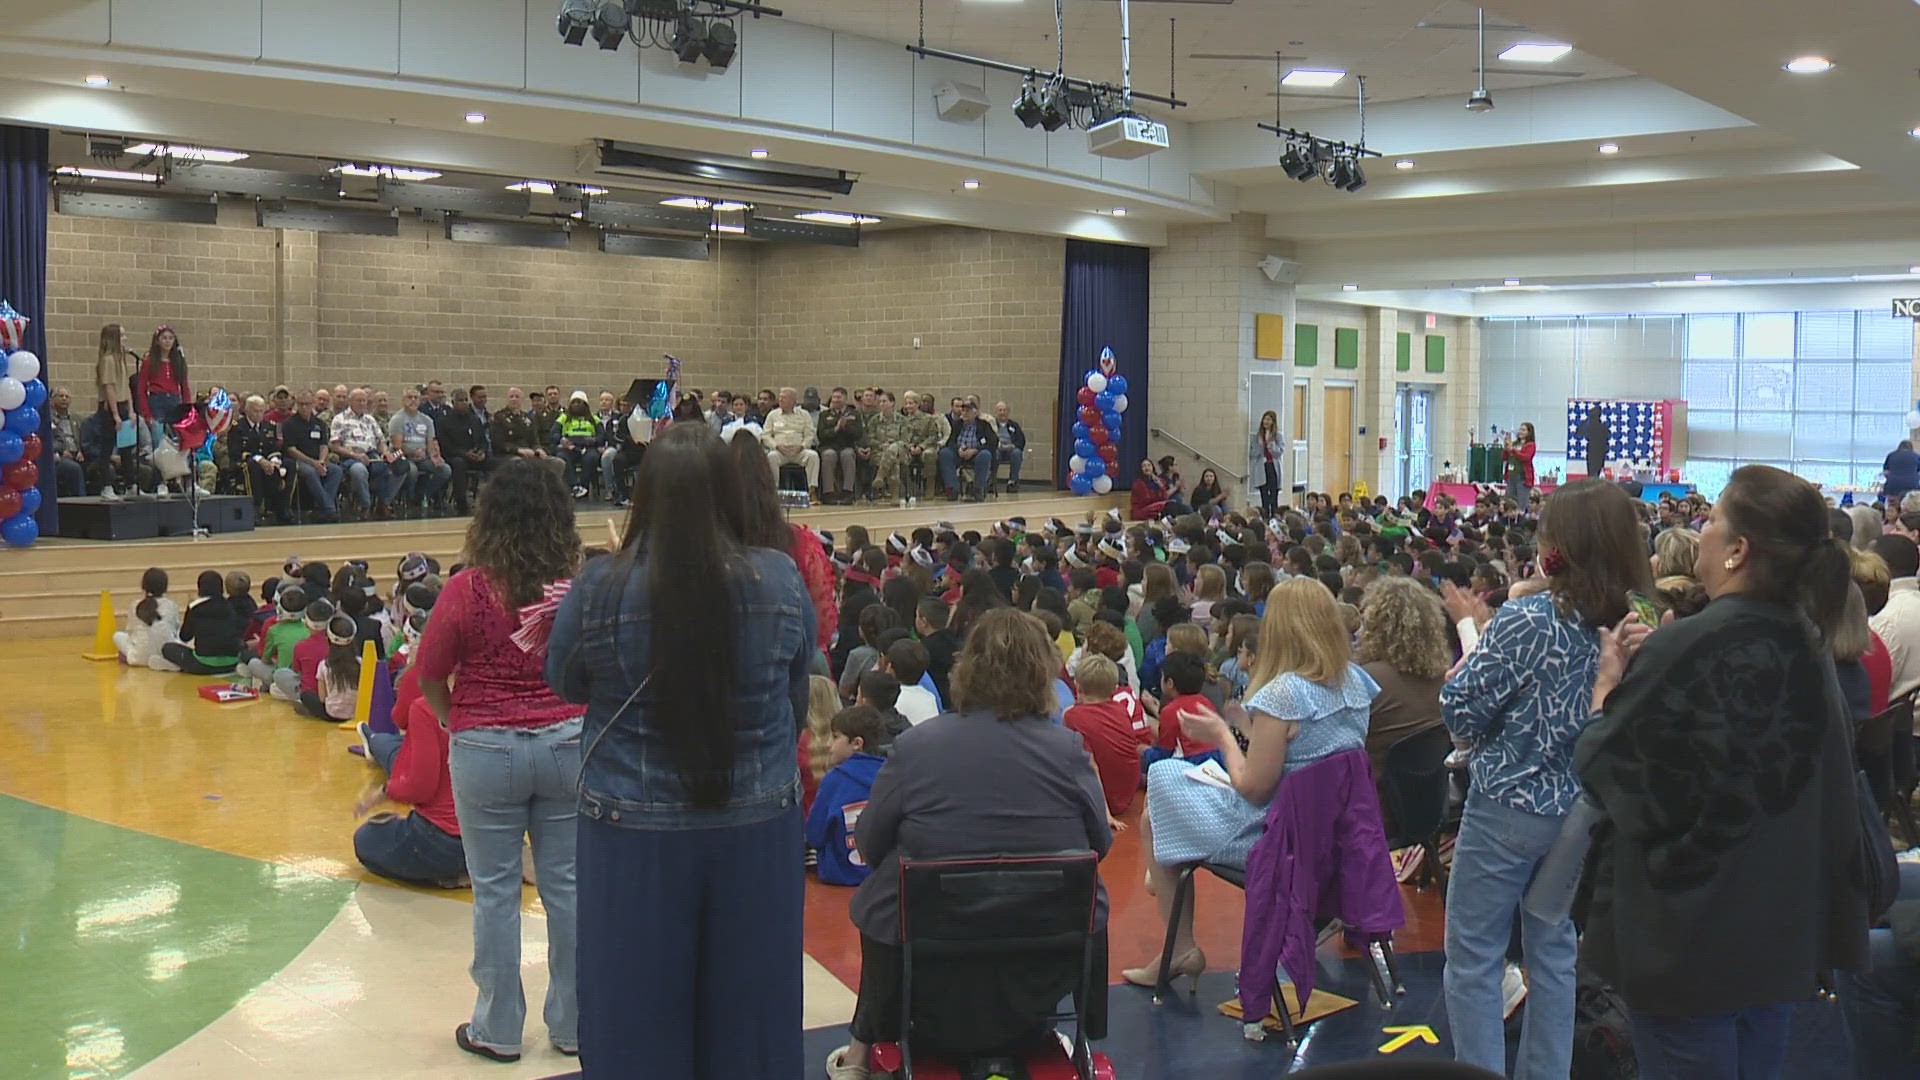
[555,0,780,70]
[1258,71,1379,194]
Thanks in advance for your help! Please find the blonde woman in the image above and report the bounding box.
[1354,577,1450,775]
[1650,527,1700,581]
[802,675,839,814]
[1120,577,1381,987]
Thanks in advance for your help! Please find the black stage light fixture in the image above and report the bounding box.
[673,17,708,63]
[557,0,593,45]
[1341,158,1367,192]
[1278,141,1314,181]
[1037,81,1069,132]
[1013,77,1043,128]
[704,20,737,67]
[591,0,629,49]
[1325,156,1354,190]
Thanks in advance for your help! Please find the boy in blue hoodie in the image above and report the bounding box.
[805,704,888,886]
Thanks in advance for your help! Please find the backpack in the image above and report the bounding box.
[1571,961,1638,1080]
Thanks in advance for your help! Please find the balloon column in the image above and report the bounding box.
[0,300,41,548]
[1067,346,1130,496]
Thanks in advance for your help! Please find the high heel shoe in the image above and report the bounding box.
[1122,948,1206,990]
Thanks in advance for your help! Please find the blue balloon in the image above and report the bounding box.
[1071,421,1090,441]
[1074,438,1097,460]
[17,486,40,516]
[1108,375,1128,397]
[1101,410,1122,433]
[1069,472,1094,495]
[21,378,45,410]
[2,405,36,437]
[0,512,36,547]
[1085,457,1107,479]
[1095,390,1116,411]
[0,430,19,466]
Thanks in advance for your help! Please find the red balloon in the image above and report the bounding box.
[1099,443,1120,465]
[1077,387,1097,408]
[1078,406,1101,424]
[2,459,35,492]
[19,434,41,460]
[1088,424,1109,445]
[0,487,17,519]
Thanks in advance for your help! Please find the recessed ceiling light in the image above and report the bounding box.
[125,142,249,163]
[1281,68,1346,88]
[1909,266,1920,274]
[749,148,770,159]
[570,210,584,219]
[464,111,486,124]
[54,166,160,183]
[83,74,110,88]
[1504,278,1521,286]
[962,178,980,190]
[1783,56,1834,74]
[1342,283,1359,292]
[795,211,882,225]
[1498,43,1572,63]
[1695,273,1713,281]
[713,200,749,212]
[1597,142,1620,155]
[335,163,443,181]
[661,196,710,209]
[1110,207,1128,217]
[1394,159,1415,170]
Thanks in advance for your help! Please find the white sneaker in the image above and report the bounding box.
[897,498,908,510]
[194,484,212,498]
[99,486,122,502]
[1502,962,1528,1019]
[907,496,919,509]
[824,1046,869,1080]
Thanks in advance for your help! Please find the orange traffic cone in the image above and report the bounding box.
[81,590,118,661]
[340,638,380,729]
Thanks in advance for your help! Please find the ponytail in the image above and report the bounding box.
[1799,536,1852,644]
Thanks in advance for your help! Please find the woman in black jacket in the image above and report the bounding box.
[1576,464,1868,1080]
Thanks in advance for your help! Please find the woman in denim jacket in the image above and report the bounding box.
[547,422,815,1078]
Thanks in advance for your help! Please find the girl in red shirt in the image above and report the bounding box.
[1502,422,1538,509]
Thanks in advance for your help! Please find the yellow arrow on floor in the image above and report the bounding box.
[1378,1025,1440,1054]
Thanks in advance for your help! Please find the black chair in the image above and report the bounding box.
[1378,726,1455,894]
[1150,860,1402,1047]
[885,851,1107,1080]
[1860,692,1919,845]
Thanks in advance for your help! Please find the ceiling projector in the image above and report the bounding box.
[1088,116,1169,159]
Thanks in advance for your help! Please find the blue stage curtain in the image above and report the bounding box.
[1057,239,1149,490]
[0,124,51,535]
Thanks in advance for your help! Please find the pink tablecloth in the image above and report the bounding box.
[1423,480,1557,511]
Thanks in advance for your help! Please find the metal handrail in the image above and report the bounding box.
[1149,427,1245,483]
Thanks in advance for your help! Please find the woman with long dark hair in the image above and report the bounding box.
[548,423,814,1078]
[882,575,923,634]
[1440,479,1651,1078]
[135,324,190,448]
[1577,465,1868,1078]
[413,458,583,1063]
[948,566,1009,641]
[1250,409,1283,517]
[728,430,836,664]
[1502,421,1538,510]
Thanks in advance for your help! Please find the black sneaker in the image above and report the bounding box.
[454,1023,520,1063]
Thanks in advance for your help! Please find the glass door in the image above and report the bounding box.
[1396,386,1433,499]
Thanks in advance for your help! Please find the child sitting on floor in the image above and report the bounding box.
[804,704,888,886]
[352,661,466,889]
[161,570,245,675]
[119,596,181,671]
[801,674,839,817]
[310,615,362,723]
[114,567,180,667]
[288,599,336,716]
[242,586,309,698]
[225,570,256,626]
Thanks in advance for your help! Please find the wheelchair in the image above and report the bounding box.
[866,852,1115,1080]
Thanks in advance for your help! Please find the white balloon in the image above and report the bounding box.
[1086,373,1108,394]
[1112,394,1128,413]
[5,351,38,382]
[0,377,21,411]
[1092,474,1113,495]
[1906,410,1920,430]
[1068,454,1086,473]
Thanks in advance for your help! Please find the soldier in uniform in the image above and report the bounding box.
[866,390,907,507]
[898,391,944,509]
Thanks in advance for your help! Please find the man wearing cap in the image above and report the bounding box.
[760,386,820,496]
[990,401,1028,493]
[389,386,451,516]
[898,392,944,507]
[938,399,999,503]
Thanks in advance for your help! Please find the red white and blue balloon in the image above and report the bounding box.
[0,300,39,547]
[1068,346,1129,496]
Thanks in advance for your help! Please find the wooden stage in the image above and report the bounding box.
[0,490,1124,641]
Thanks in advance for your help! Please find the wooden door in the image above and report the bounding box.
[1322,385,1354,497]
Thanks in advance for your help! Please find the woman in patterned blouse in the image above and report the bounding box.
[1439,480,1652,1079]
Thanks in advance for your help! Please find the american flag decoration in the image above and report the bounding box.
[511,578,573,655]
[0,300,27,352]
[1567,398,1680,477]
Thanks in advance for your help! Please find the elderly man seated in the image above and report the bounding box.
[760,385,820,495]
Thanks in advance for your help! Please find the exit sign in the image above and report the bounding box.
[1894,298,1920,318]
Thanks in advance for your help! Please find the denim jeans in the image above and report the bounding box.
[1839,864,1920,1076]
[368,732,402,774]
[1628,1002,1796,1080]
[448,718,583,1054]
[939,445,990,494]
[998,445,1024,487]
[1443,792,1578,1079]
[353,810,468,889]
[396,456,449,505]
[295,460,343,513]
[343,457,405,508]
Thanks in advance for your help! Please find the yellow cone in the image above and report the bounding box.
[80,590,119,661]
[339,639,379,729]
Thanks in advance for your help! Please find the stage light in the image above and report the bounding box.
[557,0,593,45]
[1340,158,1367,191]
[1013,77,1044,128]
[1279,142,1317,181]
[1038,81,1069,132]
[1465,88,1494,112]
[590,0,629,49]
[672,18,708,64]
[704,20,737,67]
[1326,156,1354,189]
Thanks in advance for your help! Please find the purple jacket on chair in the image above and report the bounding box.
[1238,747,1405,1019]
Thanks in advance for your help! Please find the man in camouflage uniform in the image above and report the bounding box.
[897,391,945,509]
[854,387,884,501]
[867,390,908,507]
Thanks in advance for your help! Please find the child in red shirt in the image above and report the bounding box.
[1146,652,1224,770]
[1063,655,1144,816]
[352,691,466,888]
[289,598,334,719]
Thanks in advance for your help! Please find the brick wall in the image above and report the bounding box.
[753,226,1064,480]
